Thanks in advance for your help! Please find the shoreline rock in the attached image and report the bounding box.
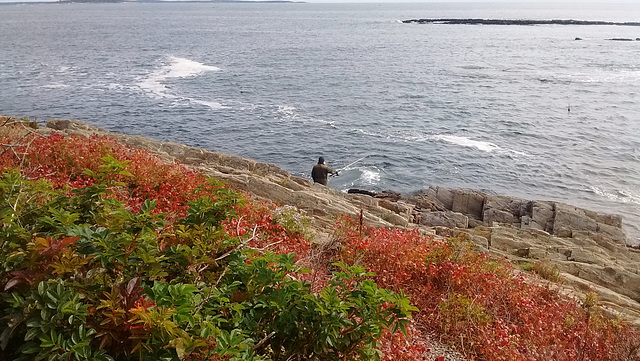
[43,118,640,325]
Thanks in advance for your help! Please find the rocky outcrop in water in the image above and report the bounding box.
[45,118,640,325]
[402,18,640,26]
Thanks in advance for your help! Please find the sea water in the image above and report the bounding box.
[1,2,640,243]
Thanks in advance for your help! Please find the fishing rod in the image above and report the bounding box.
[336,154,370,173]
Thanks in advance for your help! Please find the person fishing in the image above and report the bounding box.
[311,156,339,186]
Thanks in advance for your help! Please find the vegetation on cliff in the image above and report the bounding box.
[1,117,639,361]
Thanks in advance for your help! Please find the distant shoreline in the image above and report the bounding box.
[403,18,640,26]
[0,0,302,4]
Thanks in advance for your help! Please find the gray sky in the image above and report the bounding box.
[1,0,636,5]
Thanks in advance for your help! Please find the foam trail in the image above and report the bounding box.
[40,83,69,89]
[277,105,298,119]
[138,56,221,100]
[435,135,500,152]
[590,186,640,205]
[191,99,225,110]
[276,104,337,127]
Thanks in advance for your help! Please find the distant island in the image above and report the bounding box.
[0,0,300,4]
[403,19,640,26]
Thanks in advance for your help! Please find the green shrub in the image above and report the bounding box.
[532,260,561,282]
[272,205,313,241]
[0,157,412,361]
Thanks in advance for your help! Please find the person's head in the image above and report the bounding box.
[318,156,325,164]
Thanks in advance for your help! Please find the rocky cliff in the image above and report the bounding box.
[45,119,640,325]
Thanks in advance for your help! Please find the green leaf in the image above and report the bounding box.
[20,342,41,355]
[24,328,40,342]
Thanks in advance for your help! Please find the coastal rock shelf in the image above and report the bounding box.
[402,18,640,26]
[44,119,640,325]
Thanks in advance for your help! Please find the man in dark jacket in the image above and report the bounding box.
[311,156,338,186]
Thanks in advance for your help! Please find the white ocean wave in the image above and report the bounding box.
[137,56,226,109]
[590,185,640,205]
[434,135,500,152]
[277,105,298,119]
[191,99,226,110]
[275,105,338,128]
[542,69,640,85]
[39,83,69,89]
[138,56,222,105]
[358,168,381,185]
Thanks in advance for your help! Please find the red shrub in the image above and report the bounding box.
[4,130,638,361]
[0,133,211,216]
[335,216,640,361]
[224,199,312,259]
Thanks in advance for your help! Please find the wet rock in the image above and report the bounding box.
[347,188,377,197]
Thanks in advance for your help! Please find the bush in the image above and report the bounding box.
[532,259,561,282]
[334,217,640,361]
[272,205,313,241]
[0,136,414,361]
[3,122,639,361]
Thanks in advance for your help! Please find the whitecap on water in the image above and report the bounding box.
[191,99,226,110]
[39,83,69,89]
[540,68,640,85]
[359,168,381,185]
[277,105,298,119]
[275,104,337,128]
[589,185,640,205]
[137,55,225,109]
[435,135,500,152]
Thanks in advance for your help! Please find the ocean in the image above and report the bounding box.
[2,2,640,243]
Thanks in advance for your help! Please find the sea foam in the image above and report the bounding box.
[138,56,222,107]
[434,135,500,152]
[590,185,640,205]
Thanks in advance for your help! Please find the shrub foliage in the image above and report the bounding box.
[0,128,414,361]
[335,216,640,360]
[1,120,639,361]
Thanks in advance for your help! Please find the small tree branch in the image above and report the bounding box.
[214,224,258,261]
[254,331,276,352]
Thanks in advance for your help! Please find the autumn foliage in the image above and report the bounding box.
[1,120,639,361]
[334,213,640,360]
[0,124,413,361]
